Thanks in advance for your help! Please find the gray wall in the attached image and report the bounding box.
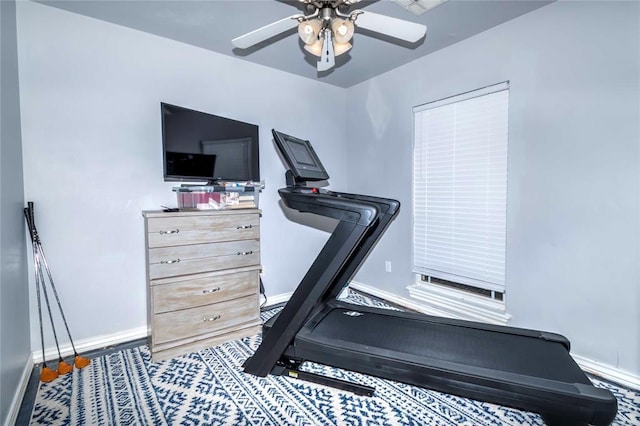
[16,1,347,352]
[0,0,30,423]
[346,1,639,376]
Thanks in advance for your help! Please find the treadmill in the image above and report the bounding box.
[243,129,618,426]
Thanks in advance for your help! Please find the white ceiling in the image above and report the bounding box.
[36,0,553,88]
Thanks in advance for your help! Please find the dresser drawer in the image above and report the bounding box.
[152,269,259,313]
[147,214,259,248]
[148,239,259,279]
[153,295,259,344]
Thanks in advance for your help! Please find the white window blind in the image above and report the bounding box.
[412,82,509,293]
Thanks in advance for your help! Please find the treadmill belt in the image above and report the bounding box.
[306,307,591,385]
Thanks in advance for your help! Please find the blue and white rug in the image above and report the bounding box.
[30,292,640,425]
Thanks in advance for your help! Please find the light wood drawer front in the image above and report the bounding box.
[148,240,259,279]
[147,214,259,248]
[152,270,259,313]
[153,295,259,344]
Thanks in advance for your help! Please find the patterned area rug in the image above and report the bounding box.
[30,292,640,425]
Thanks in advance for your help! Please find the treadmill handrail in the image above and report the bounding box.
[243,192,381,377]
[323,190,401,216]
[313,193,400,305]
[279,188,379,226]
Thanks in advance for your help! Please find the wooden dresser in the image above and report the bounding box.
[142,209,262,361]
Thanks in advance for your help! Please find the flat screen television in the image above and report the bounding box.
[161,102,260,184]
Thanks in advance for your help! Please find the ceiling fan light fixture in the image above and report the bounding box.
[303,37,324,57]
[298,19,322,44]
[333,41,352,57]
[331,18,355,44]
[233,1,431,73]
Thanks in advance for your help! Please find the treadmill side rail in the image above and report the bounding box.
[243,192,381,377]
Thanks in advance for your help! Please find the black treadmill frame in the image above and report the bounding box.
[243,130,618,426]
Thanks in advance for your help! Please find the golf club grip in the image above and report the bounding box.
[26,202,41,243]
[24,207,34,236]
[28,201,35,226]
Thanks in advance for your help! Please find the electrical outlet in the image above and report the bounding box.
[385,261,392,273]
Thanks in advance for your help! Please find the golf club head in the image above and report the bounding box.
[40,366,59,383]
[57,360,73,375]
[75,355,91,369]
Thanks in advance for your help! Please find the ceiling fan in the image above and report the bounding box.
[231,0,428,72]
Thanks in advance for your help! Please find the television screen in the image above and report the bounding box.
[272,129,329,182]
[161,103,260,183]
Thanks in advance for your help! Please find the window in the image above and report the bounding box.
[411,82,509,321]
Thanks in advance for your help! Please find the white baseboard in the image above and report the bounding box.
[32,326,148,364]
[349,281,430,312]
[349,280,640,391]
[573,354,640,391]
[263,291,293,308]
[5,353,33,426]
[406,283,511,325]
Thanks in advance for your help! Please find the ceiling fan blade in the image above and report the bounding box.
[354,11,427,43]
[232,15,301,49]
[317,31,336,72]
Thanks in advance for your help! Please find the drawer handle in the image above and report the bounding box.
[160,258,180,264]
[236,225,252,230]
[202,287,221,294]
[237,251,253,256]
[203,315,221,323]
[159,229,180,235]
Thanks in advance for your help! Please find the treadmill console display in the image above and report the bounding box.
[272,129,329,183]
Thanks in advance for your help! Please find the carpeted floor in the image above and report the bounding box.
[28,292,640,425]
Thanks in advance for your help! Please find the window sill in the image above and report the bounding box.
[407,282,511,325]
